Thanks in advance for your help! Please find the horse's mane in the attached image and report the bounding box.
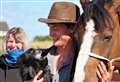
[80,0,114,31]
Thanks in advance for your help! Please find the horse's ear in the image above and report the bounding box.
[116,5,120,24]
[80,0,91,6]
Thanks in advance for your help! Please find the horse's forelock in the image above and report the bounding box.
[82,0,114,32]
[93,0,114,31]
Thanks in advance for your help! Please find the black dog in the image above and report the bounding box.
[17,45,57,82]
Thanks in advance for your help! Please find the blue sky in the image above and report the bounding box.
[1,0,82,41]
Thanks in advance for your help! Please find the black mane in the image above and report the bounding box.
[80,0,114,31]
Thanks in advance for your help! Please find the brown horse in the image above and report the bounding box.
[73,0,120,82]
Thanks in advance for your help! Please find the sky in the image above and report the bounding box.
[0,0,83,41]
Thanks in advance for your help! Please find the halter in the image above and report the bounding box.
[89,52,120,62]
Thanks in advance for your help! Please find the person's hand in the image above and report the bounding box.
[97,61,114,82]
[32,70,44,82]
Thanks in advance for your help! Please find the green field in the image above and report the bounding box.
[32,40,53,48]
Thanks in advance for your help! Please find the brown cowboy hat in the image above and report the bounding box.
[38,2,80,24]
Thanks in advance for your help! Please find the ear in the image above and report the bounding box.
[80,0,90,6]
[26,48,35,55]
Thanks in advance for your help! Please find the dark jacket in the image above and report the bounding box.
[0,56,24,82]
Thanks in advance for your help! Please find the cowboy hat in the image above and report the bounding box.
[38,2,80,23]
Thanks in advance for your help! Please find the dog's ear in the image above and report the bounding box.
[25,48,36,55]
[17,48,36,63]
[24,48,37,59]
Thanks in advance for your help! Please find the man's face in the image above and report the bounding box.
[48,23,73,47]
[48,23,71,41]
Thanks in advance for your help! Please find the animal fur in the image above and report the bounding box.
[17,45,57,82]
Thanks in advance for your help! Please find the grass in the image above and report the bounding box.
[0,50,5,55]
[0,39,4,55]
[32,40,53,48]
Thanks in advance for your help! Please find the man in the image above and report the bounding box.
[32,1,114,82]
[38,2,80,82]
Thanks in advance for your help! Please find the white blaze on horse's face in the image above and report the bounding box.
[74,19,97,82]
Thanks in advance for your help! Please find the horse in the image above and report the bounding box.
[73,0,120,82]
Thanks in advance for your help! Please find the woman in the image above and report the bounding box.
[0,27,30,82]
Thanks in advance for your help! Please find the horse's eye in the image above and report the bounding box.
[104,35,112,42]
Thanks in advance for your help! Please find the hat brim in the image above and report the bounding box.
[38,18,77,24]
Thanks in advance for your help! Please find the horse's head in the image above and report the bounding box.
[79,0,120,64]
[78,0,115,56]
[90,0,120,63]
[74,0,120,82]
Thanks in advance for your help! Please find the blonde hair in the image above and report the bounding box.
[5,27,30,50]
